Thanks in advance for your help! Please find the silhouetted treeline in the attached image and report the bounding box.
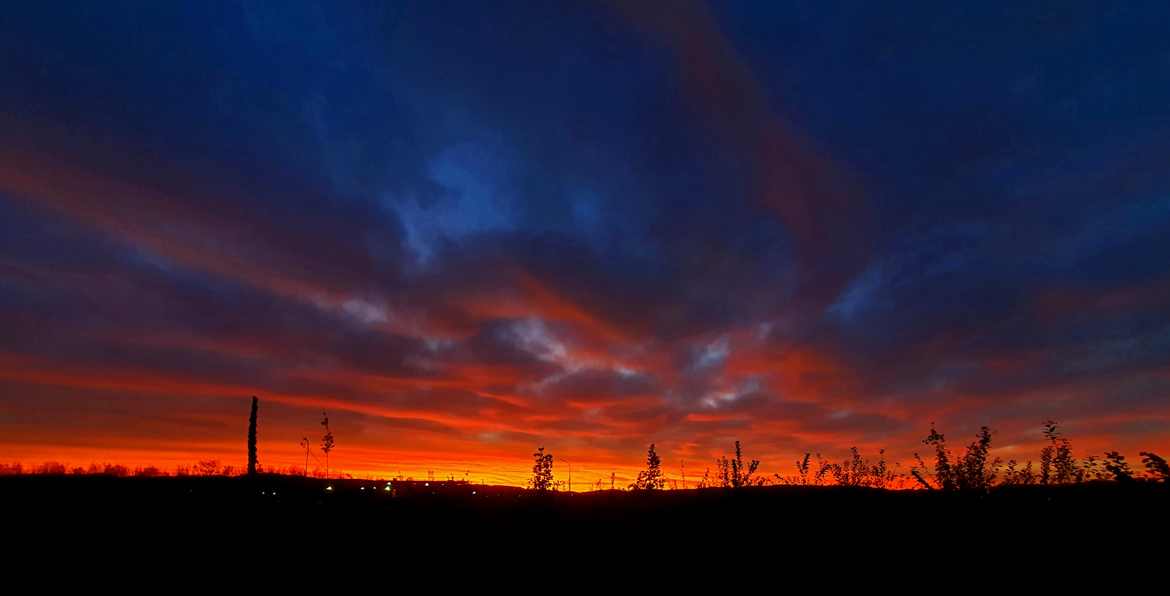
[0,460,315,478]
[7,419,1169,490]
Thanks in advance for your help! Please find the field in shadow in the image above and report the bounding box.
[6,474,1166,545]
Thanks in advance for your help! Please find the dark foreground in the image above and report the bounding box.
[6,475,1167,573]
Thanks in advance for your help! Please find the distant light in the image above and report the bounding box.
[425,482,429,487]
[472,491,477,495]
[325,485,334,492]
[361,486,365,491]
[384,485,391,491]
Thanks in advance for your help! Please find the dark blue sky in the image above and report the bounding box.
[2,1,1168,481]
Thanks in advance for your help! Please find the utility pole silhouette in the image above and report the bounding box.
[567,460,572,493]
[681,459,686,490]
[610,472,615,490]
[247,396,258,476]
[300,437,310,476]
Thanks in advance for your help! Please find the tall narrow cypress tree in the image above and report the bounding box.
[247,396,259,476]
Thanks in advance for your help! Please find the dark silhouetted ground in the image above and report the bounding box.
[5,474,1166,576]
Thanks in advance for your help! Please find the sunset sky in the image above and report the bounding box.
[2,1,1169,486]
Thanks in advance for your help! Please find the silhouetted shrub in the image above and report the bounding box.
[320,411,335,478]
[1079,455,1102,482]
[868,449,899,489]
[1018,460,1036,485]
[715,441,760,488]
[1140,452,1169,483]
[1001,460,1037,485]
[1103,452,1133,483]
[823,448,900,488]
[812,453,832,485]
[1040,420,1076,484]
[955,426,998,491]
[697,467,712,489]
[829,447,867,487]
[530,446,554,491]
[103,464,129,477]
[34,462,67,475]
[910,452,933,490]
[916,424,955,491]
[913,425,997,491]
[630,443,664,490]
[795,452,811,485]
[776,452,823,486]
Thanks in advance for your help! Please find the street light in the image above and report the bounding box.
[557,456,573,493]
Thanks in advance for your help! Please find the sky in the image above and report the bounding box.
[2,1,1169,486]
